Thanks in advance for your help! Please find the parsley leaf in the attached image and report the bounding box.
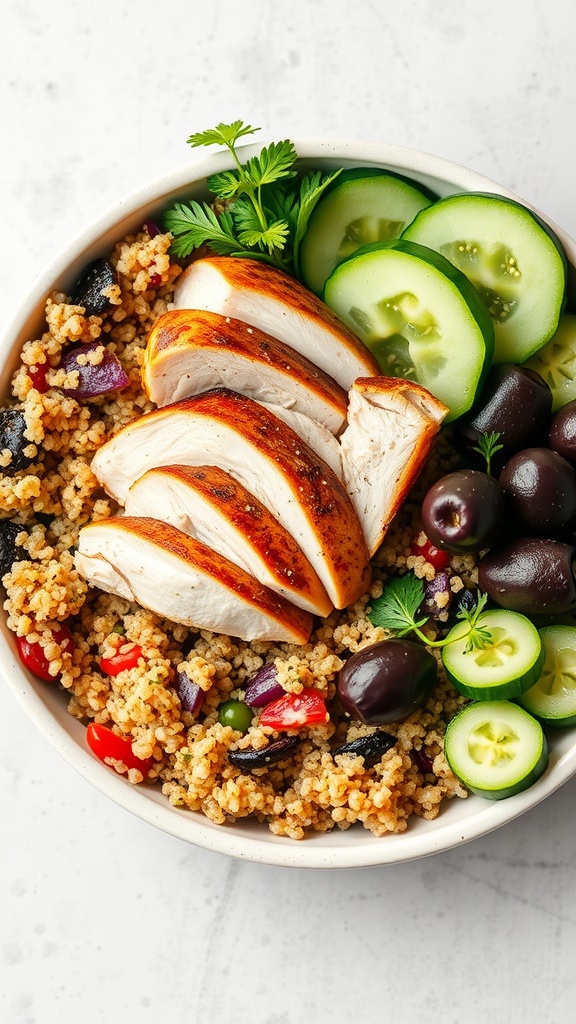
[163,120,341,276]
[368,573,429,637]
[369,572,494,652]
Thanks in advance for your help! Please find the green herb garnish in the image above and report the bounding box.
[368,572,492,651]
[163,120,341,276]
[472,430,504,475]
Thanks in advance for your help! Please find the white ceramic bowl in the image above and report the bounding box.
[3,140,576,869]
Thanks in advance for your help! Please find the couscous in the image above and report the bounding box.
[0,226,475,840]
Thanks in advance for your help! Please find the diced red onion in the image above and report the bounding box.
[143,220,163,238]
[422,573,452,618]
[59,342,129,398]
[174,670,204,715]
[244,663,285,707]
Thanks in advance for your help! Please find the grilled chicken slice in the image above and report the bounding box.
[340,377,449,556]
[75,517,313,643]
[125,465,332,617]
[143,309,348,435]
[91,389,370,608]
[262,402,343,479]
[173,257,380,391]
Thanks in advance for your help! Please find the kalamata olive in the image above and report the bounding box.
[548,400,576,467]
[58,341,129,398]
[71,258,117,316]
[499,447,576,536]
[0,520,26,576]
[455,364,552,470]
[421,470,506,553]
[333,731,396,766]
[244,662,285,707]
[337,639,437,725]
[479,537,576,615]
[174,670,204,715]
[228,735,300,770]
[0,409,34,474]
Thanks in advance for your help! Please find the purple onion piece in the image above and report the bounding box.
[59,341,130,398]
[174,670,204,715]
[143,220,163,238]
[244,663,285,707]
[422,573,452,619]
[412,747,435,775]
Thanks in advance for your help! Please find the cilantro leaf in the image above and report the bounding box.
[206,169,242,200]
[368,573,428,636]
[472,431,504,475]
[238,219,290,254]
[293,169,342,276]
[187,120,259,149]
[457,591,493,652]
[243,140,298,188]
[163,201,249,259]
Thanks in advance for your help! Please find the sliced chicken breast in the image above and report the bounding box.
[125,465,333,617]
[340,377,449,556]
[172,257,380,391]
[91,389,370,609]
[75,517,313,643]
[143,309,348,435]
[262,402,343,480]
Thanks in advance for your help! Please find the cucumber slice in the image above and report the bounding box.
[524,314,576,412]
[300,169,433,295]
[517,625,576,726]
[323,238,494,420]
[442,609,544,700]
[444,700,548,800]
[402,192,566,364]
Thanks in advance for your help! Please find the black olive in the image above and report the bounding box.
[71,258,117,316]
[422,469,506,553]
[548,400,576,467]
[333,731,396,767]
[0,409,34,474]
[455,364,552,471]
[479,537,576,616]
[0,520,27,576]
[499,447,576,536]
[228,736,300,770]
[337,639,438,725]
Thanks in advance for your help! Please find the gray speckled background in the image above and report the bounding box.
[2,2,576,1021]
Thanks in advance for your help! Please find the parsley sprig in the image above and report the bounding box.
[369,572,493,652]
[163,120,341,276]
[472,430,504,475]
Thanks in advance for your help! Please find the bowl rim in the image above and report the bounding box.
[2,137,576,869]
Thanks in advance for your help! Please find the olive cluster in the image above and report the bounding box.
[423,364,576,617]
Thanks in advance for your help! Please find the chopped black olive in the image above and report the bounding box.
[228,735,300,770]
[0,409,34,474]
[71,258,117,316]
[0,520,27,576]
[333,731,396,767]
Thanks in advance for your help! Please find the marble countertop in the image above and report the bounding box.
[2,2,576,1021]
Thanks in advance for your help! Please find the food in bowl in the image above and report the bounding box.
[2,124,576,846]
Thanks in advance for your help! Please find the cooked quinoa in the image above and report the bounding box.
[1,226,473,840]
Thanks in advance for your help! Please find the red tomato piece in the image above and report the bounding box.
[410,537,451,570]
[86,723,152,776]
[258,688,328,730]
[100,640,144,675]
[16,624,75,681]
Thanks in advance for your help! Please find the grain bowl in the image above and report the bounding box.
[2,138,576,868]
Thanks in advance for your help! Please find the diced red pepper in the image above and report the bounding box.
[258,688,328,730]
[410,537,451,570]
[28,363,50,394]
[16,624,75,681]
[99,638,144,675]
[86,723,152,776]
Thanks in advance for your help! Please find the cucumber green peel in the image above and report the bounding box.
[518,625,576,726]
[444,700,548,800]
[324,238,494,421]
[442,609,544,701]
[402,192,566,364]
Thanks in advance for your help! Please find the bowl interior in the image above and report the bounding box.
[3,139,576,868]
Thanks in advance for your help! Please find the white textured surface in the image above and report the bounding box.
[2,1,576,1021]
